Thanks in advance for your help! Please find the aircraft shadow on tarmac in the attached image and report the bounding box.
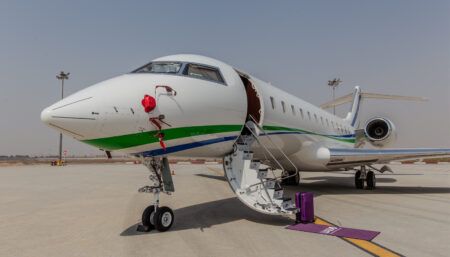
[195,173,450,196]
[120,196,292,236]
[289,175,450,196]
[195,173,228,181]
[120,173,450,236]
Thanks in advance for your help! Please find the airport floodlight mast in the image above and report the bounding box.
[56,71,70,165]
[328,78,342,114]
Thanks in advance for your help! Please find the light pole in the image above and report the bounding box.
[56,71,70,165]
[327,78,342,115]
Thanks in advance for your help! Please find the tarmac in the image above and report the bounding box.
[0,163,449,257]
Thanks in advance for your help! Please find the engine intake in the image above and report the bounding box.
[364,117,396,147]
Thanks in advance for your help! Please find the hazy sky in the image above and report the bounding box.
[1,0,449,155]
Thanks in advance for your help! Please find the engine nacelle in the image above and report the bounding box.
[364,117,396,147]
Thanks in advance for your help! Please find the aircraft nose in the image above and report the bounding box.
[40,95,99,139]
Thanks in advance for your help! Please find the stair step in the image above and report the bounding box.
[273,189,284,199]
[264,180,276,189]
[282,199,296,211]
[257,169,268,180]
[243,151,253,160]
[250,160,260,170]
[274,183,283,190]
[224,139,296,215]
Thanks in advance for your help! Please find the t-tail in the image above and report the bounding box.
[320,86,427,128]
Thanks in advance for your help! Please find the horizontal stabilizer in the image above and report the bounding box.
[321,92,427,109]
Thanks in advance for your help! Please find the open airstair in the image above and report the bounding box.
[223,120,298,215]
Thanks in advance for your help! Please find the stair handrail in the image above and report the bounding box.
[239,127,298,191]
[241,125,285,190]
[244,122,286,174]
[247,115,298,174]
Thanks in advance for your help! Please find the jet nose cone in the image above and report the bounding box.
[40,97,96,139]
[40,106,53,125]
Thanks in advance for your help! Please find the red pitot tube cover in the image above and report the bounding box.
[141,95,156,113]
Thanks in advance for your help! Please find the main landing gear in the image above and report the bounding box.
[354,166,376,190]
[137,157,175,232]
[281,170,300,186]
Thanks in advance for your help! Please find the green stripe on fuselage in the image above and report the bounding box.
[83,125,243,150]
[262,125,356,144]
[82,124,355,151]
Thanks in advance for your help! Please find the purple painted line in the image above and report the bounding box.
[286,223,380,241]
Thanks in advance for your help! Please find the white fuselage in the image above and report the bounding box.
[41,54,355,171]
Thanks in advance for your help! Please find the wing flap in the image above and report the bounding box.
[328,148,450,168]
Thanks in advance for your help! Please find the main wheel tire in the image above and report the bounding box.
[355,170,364,189]
[154,206,174,232]
[141,205,155,230]
[292,171,300,185]
[366,171,376,190]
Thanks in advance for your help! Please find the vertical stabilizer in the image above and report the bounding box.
[344,86,361,127]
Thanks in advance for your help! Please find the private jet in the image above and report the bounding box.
[41,54,450,232]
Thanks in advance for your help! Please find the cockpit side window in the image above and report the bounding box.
[183,63,225,84]
[132,62,182,74]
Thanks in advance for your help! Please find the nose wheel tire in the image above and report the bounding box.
[366,171,376,190]
[154,206,174,232]
[354,170,364,189]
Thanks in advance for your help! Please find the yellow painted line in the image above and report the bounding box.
[315,217,403,257]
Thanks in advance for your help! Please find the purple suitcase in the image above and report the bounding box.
[295,192,314,223]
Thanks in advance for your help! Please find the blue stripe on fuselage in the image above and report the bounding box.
[133,132,355,157]
[136,135,238,157]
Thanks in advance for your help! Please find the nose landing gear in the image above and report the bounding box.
[137,157,175,233]
[354,166,376,190]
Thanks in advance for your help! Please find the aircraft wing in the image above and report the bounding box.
[327,148,450,168]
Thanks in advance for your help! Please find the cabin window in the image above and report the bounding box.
[132,62,182,74]
[320,116,324,125]
[183,63,225,84]
[270,97,275,109]
[299,108,304,119]
[291,105,296,115]
[326,119,329,127]
[281,101,286,113]
[314,114,318,123]
[307,111,311,120]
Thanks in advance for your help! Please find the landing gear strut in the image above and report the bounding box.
[354,166,376,190]
[137,157,175,232]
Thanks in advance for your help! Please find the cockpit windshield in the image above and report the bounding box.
[132,62,182,74]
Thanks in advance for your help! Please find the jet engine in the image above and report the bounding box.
[364,117,396,147]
